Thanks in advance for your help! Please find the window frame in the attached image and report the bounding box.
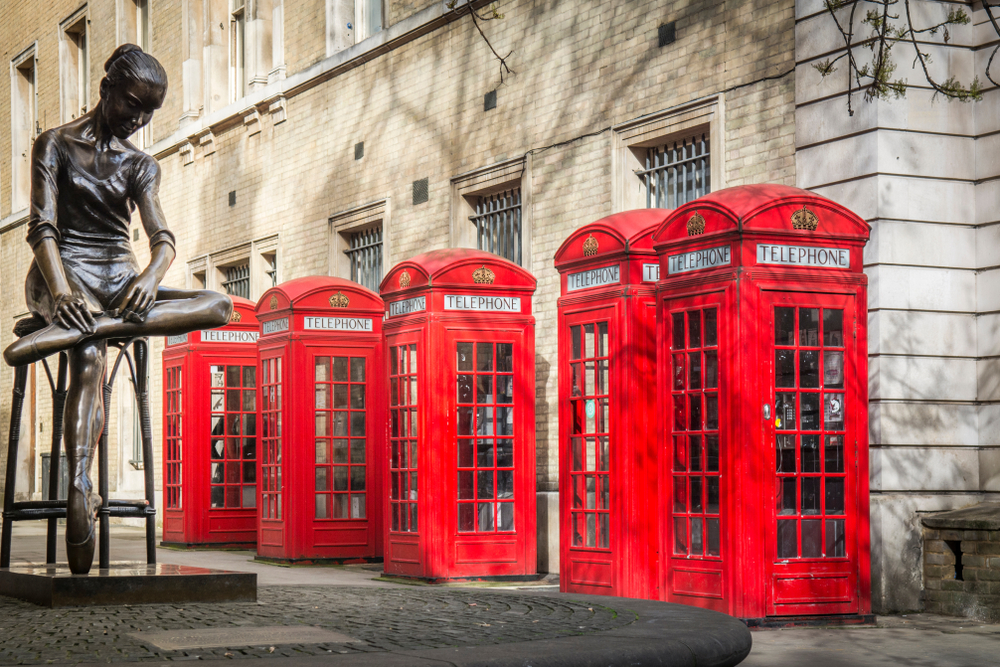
[10,44,38,213]
[451,157,532,269]
[330,198,390,290]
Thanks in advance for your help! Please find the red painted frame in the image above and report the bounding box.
[161,296,260,547]
[554,210,669,599]
[651,184,871,620]
[380,249,537,581]
[253,277,386,562]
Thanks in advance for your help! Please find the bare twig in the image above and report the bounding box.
[448,1,514,84]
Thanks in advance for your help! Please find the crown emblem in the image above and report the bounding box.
[582,234,599,256]
[473,265,496,284]
[329,291,350,308]
[399,271,411,288]
[687,213,706,236]
[791,205,819,231]
[269,295,278,310]
[230,311,242,322]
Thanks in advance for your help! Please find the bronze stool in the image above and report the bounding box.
[1,315,157,569]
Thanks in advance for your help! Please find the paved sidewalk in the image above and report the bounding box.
[3,525,1000,666]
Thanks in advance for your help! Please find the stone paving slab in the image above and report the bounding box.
[0,585,751,666]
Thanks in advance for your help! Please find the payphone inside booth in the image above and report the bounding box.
[162,296,260,548]
[554,209,670,600]
[651,184,871,622]
[380,249,538,581]
[253,277,386,563]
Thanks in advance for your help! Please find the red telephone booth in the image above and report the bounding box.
[253,277,385,563]
[162,296,260,547]
[380,249,537,581]
[554,210,669,598]
[652,184,871,622]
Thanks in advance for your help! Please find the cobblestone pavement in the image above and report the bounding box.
[0,587,636,664]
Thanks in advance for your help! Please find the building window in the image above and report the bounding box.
[472,188,522,265]
[344,226,383,293]
[120,0,151,147]
[356,0,382,41]
[640,133,710,209]
[11,47,36,212]
[61,12,89,123]
[222,262,250,299]
[230,0,246,102]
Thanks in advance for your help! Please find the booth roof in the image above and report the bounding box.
[228,295,260,324]
[254,275,383,313]
[380,248,536,294]
[554,209,671,266]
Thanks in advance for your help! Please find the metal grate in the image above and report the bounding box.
[222,262,250,299]
[638,133,710,209]
[345,226,383,292]
[471,188,521,265]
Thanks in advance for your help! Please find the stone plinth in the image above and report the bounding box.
[0,562,256,607]
[922,503,1000,622]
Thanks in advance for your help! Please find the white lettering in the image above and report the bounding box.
[166,334,188,346]
[444,294,521,312]
[388,296,426,317]
[261,318,290,335]
[756,244,850,269]
[642,263,660,282]
[667,245,732,275]
[201,329,260,343]
[304,316,373,332]
[566,265,620,292]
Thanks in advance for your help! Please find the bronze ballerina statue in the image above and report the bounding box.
[3,45,231,574]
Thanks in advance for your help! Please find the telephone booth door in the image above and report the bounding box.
[661,291,730,613]
[762,291,862,616]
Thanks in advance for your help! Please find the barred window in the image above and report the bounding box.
[345,226,383,292]
[639,133,710,209]
[222,262,250,299]
[471,188,522,265]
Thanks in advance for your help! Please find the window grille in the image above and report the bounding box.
[639,133,710,209]
[264,255,278,288]
[471,188,521,266]
[344,226,383,292]
[222,262,250,299]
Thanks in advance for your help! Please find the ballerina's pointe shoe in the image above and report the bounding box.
[66,528,96,575]
[3,323,86,367]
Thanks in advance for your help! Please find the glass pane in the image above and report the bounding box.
[800,308,820,346]
[800,350,819,388]
[706,436,719,472]
[315,440,328,464]
[210,485,224,508]
[586,513,596,546]
[227,366,241,387]
[243,414,256,436]
[583,324,595,358]
[332,357,349,382]
[689,394,701,430]
[824,393,845,429]
[707,518,720,556]
[459,503,475,531]
[350,466,366,491]
[498,502,515,531]
[690,477,703,512]
[497,470,513,498]
[351,385,365,409]
[826,478,845,514]
[243,366,256,388]
[476,342,494,371]
[350,439,365,464]
[315,386,329,410]
[597,360,609,394]
[497,344,513,373]
[390,378,398,406]
[315,414,327,437]
[333,385,348,409]
[497,375,513,403]
[775,307,795,345]
[457,406,474,436]
[350,357,365,382]
[226,438,240,459]
[479,503,495,531]
[707,478,719,514]
[477,471,495,499]
[775,350,795,387]
[801,477,820,515]
[779,478,796,514]
[801,393,820,430]
[458,471,474,499]
[673,476,686,512]
[824,350,844,389]
[801,435,820,473]
[826,518,846,557]
[458,342,474,371]
[226,486,240,508]
[211,366,225,387]
[688,352,701,389]
[689,435,702,472]
[674,517,687,554]
[332,412,348,436]
[243,437,256,459]
[571,437,582,471]
[477,408,494,436]
[315,357,330,382]
[672,313,685,349]
[316,468,329,492]
[823,309,844,347]
[825,435,844,473]
[691,517,703,554]
[243,485,255,508]
[598,512,608,547]
[704,351,718,389]
[334,467,349,491]
[390,348,398,375]
[476,375,493,403]
[776,393,796,430]
[672,354,686,391]
[409,345,418,375]
[477,439,494,467]
[688,312,701,348]
[705,395,718,430]
[351,493,366,519]
[674,395,685,431]
[334,494,348,519]
[570,326,582,360]
[777,520,797,558]
[459,440,474,468]
[704,309,717,346]
[496,440,513,467]
[333,439,348,463]
[597,436,609,471]
[802,520,822,558]
[674,436,687,471]
[227,389,240,411]
[211,462,223,484]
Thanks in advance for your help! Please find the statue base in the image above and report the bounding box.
[0,562,256,607]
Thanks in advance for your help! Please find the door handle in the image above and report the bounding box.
[763,403,771,420]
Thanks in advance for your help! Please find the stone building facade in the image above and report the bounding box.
[0,0,994,614]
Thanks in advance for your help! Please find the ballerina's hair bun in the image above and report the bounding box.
[102,43,167,92]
